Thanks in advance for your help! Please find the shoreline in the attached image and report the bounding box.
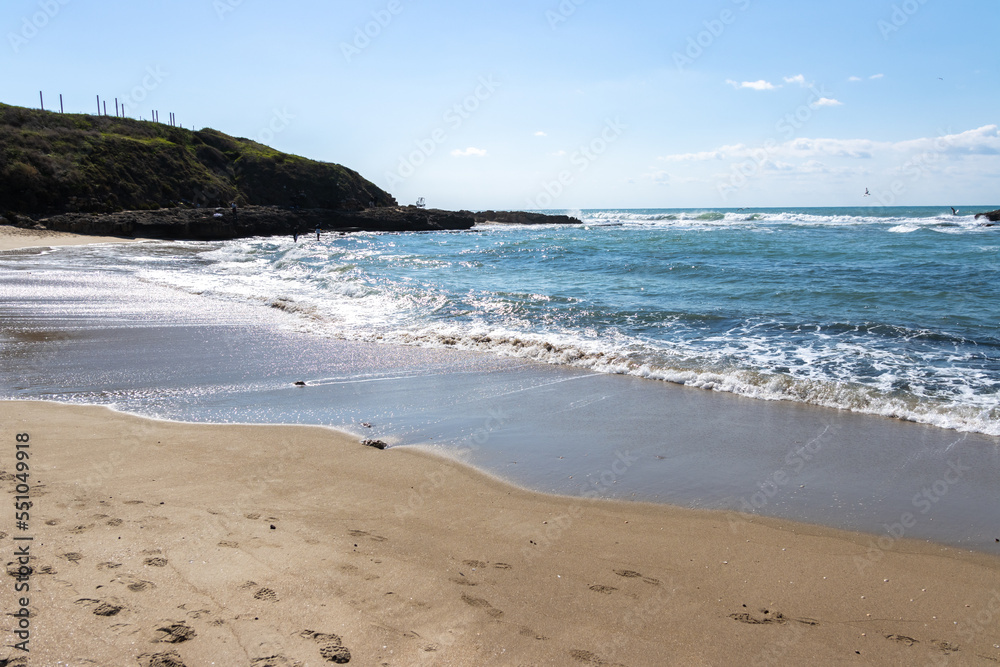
[3,399,999,665]
[0,224,140,252]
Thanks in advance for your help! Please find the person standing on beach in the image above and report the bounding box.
[316,226,321,241]
[231,201,238,221]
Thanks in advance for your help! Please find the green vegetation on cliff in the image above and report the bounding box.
[0,103,396,216]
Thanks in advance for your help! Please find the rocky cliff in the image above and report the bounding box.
[0,103,395,217]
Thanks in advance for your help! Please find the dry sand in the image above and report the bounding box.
[1,400,998,666]
[0,225,137,252]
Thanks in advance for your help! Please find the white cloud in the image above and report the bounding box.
[848,76,863,82]
[784,74,807,87]
[726,79,777,91]
[787,137,874,158]
[655,126,1000,167]
[658,150,724,162]
[893,125,1000,156]
[811,97,843,108]
[870,73,884,80]
[762,161,796,172]
[643,170,671,186]
[451,147,487,157]
[534,131,547,137]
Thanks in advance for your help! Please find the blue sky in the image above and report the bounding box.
[3,0,998,209]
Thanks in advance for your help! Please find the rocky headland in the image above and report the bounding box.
[0,103,577,240]
[5,205,476,240]
[473,210,582,225]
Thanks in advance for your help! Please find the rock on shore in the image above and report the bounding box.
[2,207,593,241]
[974,209,1000,222]
[473,210,582,225]
[4,205,476,240]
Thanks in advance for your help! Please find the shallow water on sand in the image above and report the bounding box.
[1,250,998,552]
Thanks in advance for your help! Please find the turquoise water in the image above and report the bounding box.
[3,206,998,434]
[84,205,996,435]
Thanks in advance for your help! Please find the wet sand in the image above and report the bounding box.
[2,400,999,665]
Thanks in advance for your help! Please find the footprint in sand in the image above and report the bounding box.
[125,578,156,593]
[97,561,123,571]
[139,651,186,667]
[461,593,503,618]
[730,609,787,625]
[45,519,60,526]
[144,557,168,567]
[730,608,819,627]
[6,562,53,577]
[932,640,960,655]
[75,598,125,617]
[569,649,626,666]
[253,588,279,602]
[462,560,489,569]
[613,569,661,586]
[246,512,262,520]
[124,500,144,505]
[152,621,197,644]
[218,540,239,548]
[493,563,512,570]
[107,518,124,527]
[300,630,351,664]
[519,626,549,640]
[348,529,388,542]
[251,657,303,667]
[450,577,478,587]
[69,524,93,534]
[59,552,83,564]
[613,569,642,578]
[886,634,919,647]
[93,602,124,617]
[588,585,617,595]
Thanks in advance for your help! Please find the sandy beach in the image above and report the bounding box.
[0,224,137,252]
[2,400,998,666]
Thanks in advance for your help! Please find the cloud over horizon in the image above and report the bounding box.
[451,147,488,158]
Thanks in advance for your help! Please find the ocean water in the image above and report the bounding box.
[45,205,994,435]
[3,206,1000,548]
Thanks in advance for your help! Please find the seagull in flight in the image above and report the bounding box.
[864,188,871,197]
[951,207,960,215]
